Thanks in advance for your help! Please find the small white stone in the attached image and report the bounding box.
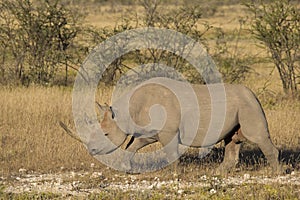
[72,181,79,186]
[200,175,207,180]
[156,182,162,189]
[31,182,37,187]
[18,168,27,173]
[147,184,154,189]
[291,171,295,176]
[244,173,250,180]
[210,188,217,194]
[157,181,166,189]
[91,172,101,178]
[178,189,184,194]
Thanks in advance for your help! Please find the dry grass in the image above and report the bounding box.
[0,86,96,175]
[0,84,299,176]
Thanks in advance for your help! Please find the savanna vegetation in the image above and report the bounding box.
[0,0,299,199]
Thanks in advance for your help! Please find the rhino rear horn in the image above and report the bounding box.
[95,101,105,111]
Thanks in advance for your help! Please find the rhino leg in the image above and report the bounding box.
[216,135,241,175]
[158,131,180,178]
[256,139,281,173]
[240,127,281,174]
[123,137,157,173]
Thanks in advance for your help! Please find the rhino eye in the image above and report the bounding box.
[104,133,109,136]
[110,106,115,119]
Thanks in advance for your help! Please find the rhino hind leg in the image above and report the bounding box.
[256,139,281,173]
[239,126,281,174]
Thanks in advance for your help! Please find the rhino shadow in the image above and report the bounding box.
[179,147,300,171]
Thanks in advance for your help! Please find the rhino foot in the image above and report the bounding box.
[215,164,230,176]
[271,163,285,175]
[120,161,132,172]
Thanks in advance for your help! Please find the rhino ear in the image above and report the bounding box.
[95,102,111,119]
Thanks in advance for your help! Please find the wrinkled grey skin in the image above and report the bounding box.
[88,78,280,174]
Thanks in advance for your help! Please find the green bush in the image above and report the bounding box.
[246,0,300,97]
[0,0,83,85]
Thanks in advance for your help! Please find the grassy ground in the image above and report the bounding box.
[1,2,300,199]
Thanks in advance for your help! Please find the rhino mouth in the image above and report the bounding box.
[89,141,119,156]
[89,149,102,156]
[89,147,117,156]
[106,147,117,154]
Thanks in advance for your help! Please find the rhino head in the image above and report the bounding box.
[88,103,127,155]
[59,103,127,156]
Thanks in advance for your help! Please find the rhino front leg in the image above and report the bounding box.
[123,137,157,173]
[158,131,180,178]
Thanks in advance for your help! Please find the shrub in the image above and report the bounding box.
[0,0,82,85]
[246,0,300,98]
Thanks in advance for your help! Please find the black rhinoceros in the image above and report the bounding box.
[61,77,280,174]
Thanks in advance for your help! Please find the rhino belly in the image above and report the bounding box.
[179,106,239,147]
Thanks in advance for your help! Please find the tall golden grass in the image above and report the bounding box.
[0,86,92,175]
[0,83,299,176]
